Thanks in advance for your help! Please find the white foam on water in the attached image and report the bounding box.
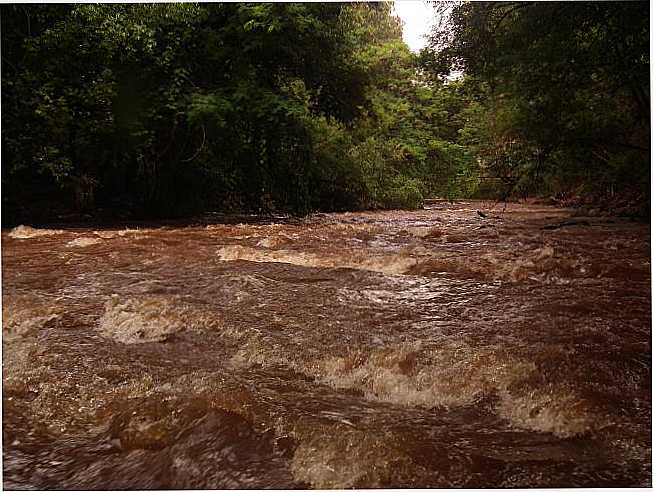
[483,245,560,282]
[98,295,186,343]
[497,386,612,438]
[289,425,419,489]
[97,294,229,344]
[2,296,63,339]
[337,281,444,306]
[402,226,444,239]
[314,342,537,408]
[8,225,64,239]
[256,233,295,248]
[216,245,417,275]
[232,335,610,438]
[411,245,585,283]
[67,237,103,248]
[93,228,144,239]
[97,295,220,344]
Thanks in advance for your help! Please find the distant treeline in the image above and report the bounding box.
[424,1,650,216]
[2,2,649,223]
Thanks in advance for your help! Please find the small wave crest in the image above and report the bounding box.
[93,228,143,239]
[98,295,186,343]
[411,246,588,283]
[402,226,444,239]
[256,234,295,248]
[497,385,613,438]
[313,343,536,408]
[8,225,64,239]
[3,296,63,339]
[97,295,219,344]
[67,237,102,248]
[232,338,528,407]
[290,424,420,489]
[217,245,417,275]
[232,336,610,438]
[68,394,298,489]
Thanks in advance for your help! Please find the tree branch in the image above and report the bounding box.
[181,125,206,162]
[2,57,19,74]
[491,2,532,33]
[156,115,180,159]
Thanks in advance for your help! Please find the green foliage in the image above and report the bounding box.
[426,1,650,208]
[2,2,479,221]
[7,2,645,221]
[381,175,424,210]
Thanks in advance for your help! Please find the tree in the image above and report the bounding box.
[425,1,650,211]
[2,3,373,218]
[1,2,482,221]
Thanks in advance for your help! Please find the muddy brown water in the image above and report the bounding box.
[2,201,651,489]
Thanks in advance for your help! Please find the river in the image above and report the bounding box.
[2,200,651,488]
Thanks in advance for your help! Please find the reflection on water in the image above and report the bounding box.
[2,201,651,488]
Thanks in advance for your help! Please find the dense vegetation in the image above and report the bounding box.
[424,1,650,214]
[2,3,470,221]
[2,2,649,223]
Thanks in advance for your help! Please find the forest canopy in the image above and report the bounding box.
[423,1,650,213]
[1,2,649,223]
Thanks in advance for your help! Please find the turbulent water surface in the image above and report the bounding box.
[2,201,651,488]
